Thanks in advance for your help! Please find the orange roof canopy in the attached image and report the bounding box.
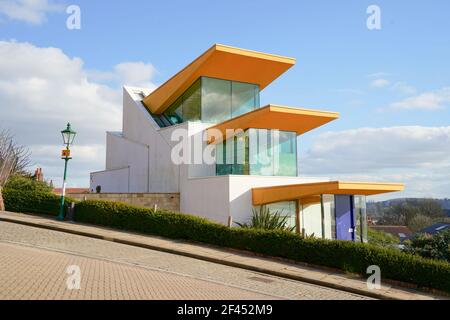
[142,44,296,114]
[207,105,339,144]
[252,181,405,205]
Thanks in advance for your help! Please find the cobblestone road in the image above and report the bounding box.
[0,221,371,300]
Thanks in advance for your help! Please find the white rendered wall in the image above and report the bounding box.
[90,167,130,193]
[91,87,180,193]
[228,176,327,226]
[180,175,328,226]
[104,131,148,192]
[180,175,230,224]
[122,87,180,193]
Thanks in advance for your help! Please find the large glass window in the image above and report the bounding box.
[163,79,201,125]
[354,195,368,243]
[274,131,297,176]
[215,131,249,175]
[202,77,231,123]
[322,194,336,240]
[232,81,258,117]
[182,79,201,121]
[216,129,298,177]
[253,201,297,231]
[248,129,297,176]
[249,129,273,176]
[164,96,183,125]
[161,77,259,126]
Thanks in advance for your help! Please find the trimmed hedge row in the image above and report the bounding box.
[3,188,76,216]
[75,199,450,293]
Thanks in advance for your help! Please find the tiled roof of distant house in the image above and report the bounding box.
[371,225,412,240]
[419,223,450,236]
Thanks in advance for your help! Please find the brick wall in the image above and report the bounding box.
[69,193,180,212]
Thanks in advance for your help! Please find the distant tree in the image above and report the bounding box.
[0,130,31,210]
[408,214,434,232]
[379,199,444,230]
[379,202,417,226]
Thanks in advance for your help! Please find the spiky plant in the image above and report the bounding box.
[236,205,295,232]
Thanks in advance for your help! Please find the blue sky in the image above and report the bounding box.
[0,0,449,199]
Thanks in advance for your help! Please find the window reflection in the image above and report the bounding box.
[354,195,368,243]
[162,77,260,126]
[182,79,201,121]
[253,201,297,230]
[322,194,336,240]
[232,81,257,117]
[202,77,231,123]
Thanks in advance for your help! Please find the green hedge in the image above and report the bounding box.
[75,199,450,293]
[3,188,76,216]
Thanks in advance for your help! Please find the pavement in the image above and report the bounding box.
[0,221,370,300]
[0,210,446,300]
[0,241,276,300]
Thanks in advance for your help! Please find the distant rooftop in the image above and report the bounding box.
[419,223,450,236]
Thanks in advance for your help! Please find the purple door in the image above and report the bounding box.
[335,195,355,241]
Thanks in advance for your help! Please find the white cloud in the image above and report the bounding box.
[390,88,450,110]
[114,62,157,89]
[301,126,450,199]
[88,62,158,90]
[367,72,390,78]
[0,0,63,25]
[370,78,390,88]
[391,82,416,95]
[0,40,157,187]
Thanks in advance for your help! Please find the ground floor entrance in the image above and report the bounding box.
[252,181,404,242]
[259,194,368,242]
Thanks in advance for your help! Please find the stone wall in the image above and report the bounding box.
[69,193,180,212]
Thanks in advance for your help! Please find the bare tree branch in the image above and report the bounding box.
[0,129,31,187]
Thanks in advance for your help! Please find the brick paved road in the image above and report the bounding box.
[0,222,371,300]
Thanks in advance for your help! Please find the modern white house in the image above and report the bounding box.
[91,44,404,242]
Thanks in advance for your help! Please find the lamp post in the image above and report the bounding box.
[57,123,77,221]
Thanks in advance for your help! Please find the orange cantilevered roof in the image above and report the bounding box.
[142,44,296,114]
[252,181,405,205]
[206,104,339,144]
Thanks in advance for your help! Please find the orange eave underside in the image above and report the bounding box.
[142,44,296,114]
[252,181,405,205]
[207,105,339,144]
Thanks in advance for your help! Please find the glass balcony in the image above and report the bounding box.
[216,129,297,177]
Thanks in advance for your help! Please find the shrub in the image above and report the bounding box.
[404,230,450,262]
[3,187,76,216]
[4,174,52,193]
[75,199,450,293]
[368,227,400,248]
